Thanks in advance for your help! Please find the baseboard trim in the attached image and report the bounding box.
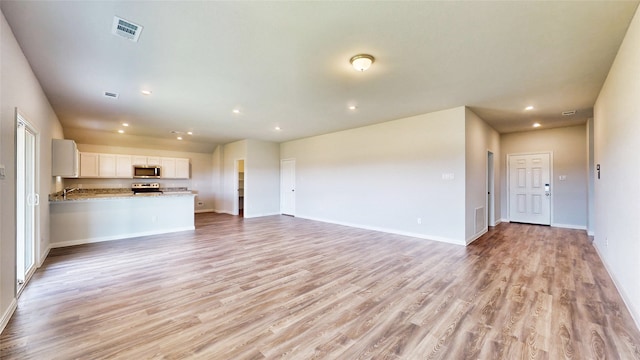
[0,298,17,335]
[244,212,280,219]
[466,228,488,245]
[49,226,195,248]
[195,208,215,214]
[38,245,51,267]
[592,243,640,330]
[551,223,587,231]
[295,215,465,246]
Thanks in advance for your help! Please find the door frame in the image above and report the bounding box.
[234,159,245,216]
[486,150,495,227]
[280,158,296,216]
[506,151,553,225]
[15,109,40,296]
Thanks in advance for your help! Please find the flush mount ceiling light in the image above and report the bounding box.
[350,54,375,72]
[118,129,125,134]
[122,123,129,127]
[348,105,357,110]
[141,90,152,95]
[525,106,534,111]
[533,123,541,128]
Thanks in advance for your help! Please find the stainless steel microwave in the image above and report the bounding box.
[133,165,161,178]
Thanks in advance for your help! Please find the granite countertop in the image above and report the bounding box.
[49,188,193,202]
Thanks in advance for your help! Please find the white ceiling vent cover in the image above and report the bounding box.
[111,16,143,42]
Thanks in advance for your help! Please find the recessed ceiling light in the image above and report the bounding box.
[533,123,541,128]
[141,90,152,95]
[187,131,193,135]
[348,105,357,110]
[525,106,534,111]
[122,123,129,127]
[118,129,125,134]
[177,136,183,140]
[232,109,241,114]
[275,126,281,131]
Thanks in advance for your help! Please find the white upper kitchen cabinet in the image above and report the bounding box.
[147,157,161,166]
[160,158,176,178]
[52,139,79,178]
[132,155,148,166]
[116,155,132,178]
[98,154,116,177]
[160,157,190,179]
[79,153,99,177]
[80,152,133,178]
[175,158,190,179]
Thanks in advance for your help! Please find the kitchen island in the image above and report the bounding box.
[50,191,195,248]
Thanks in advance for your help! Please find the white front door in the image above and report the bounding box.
[280,159,295,216]
[508,153,551,225]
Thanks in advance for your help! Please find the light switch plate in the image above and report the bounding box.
[0,164,5,179]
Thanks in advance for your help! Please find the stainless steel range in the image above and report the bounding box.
[131,182,162,195]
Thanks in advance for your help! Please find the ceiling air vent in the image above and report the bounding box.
[562,110,576,116]
[104,91,119,99]
[111,16,143,42]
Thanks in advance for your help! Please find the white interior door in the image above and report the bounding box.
[280,159,295,216]
[16,114,38,292]
[508,153,551,225]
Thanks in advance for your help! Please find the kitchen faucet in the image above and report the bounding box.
[63,187,78,199]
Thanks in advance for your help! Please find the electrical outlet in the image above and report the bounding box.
[605,237,609,247]
[197,201,204,206]
[417,218,422,224]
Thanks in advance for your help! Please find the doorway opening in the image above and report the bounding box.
[16,111,39,295]
[487,151,495,227]
[236,159,244,217]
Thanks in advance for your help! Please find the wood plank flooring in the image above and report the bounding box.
[1,213,639,359]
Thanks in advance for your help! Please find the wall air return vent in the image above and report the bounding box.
[111,16,143,42]
[104,91,119,99]
[562,110,576,116]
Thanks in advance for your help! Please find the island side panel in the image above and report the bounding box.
[50,195,195,247]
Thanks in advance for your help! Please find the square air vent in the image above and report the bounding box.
[104,91,119,99]
[112,16,143,42]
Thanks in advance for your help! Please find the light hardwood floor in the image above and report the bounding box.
[1,213,639,359]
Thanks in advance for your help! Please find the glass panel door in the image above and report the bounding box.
[16,114,38,292]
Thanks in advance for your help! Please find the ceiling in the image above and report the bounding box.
[1,1,638,153]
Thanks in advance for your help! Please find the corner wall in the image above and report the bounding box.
[1,10,65,332]
[465,108,500,243]
[245,140,280,218]
[593,5,640,325]
[280,107,467,244]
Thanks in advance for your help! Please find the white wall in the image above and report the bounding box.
[64,144,215,213]
[221,140,247,214]
[586,118,595,236]
[280,107,467,244]
[500,125,587,229]
[212,145,224,212]
[245,140,280,218]
[593,6,640,325]
[1,10,65,331]
[465,108,500,243]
